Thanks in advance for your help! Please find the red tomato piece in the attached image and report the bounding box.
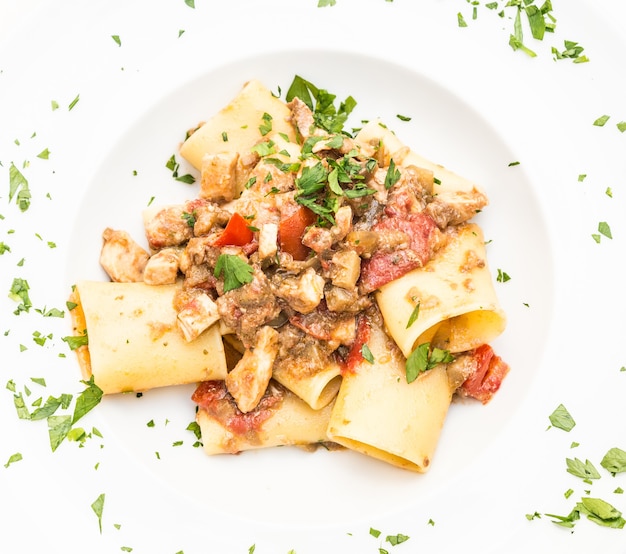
[278,206,317,261]
[360,212,438,292]
[461,344,510,404]
[212,212,254,247]
[341,314,371,375]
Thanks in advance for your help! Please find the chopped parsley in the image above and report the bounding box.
[546,497,625,529]
[552,40,588,63]
[598,221,612,239]
[593,114,611,127]
[361,344,375,364]
[214,254,254,292]
[383,159,401,190]
[496,269,511,283]
[285,75,356,134]
[600,447,626,475]
[91,493,106,533]
[111,35,121,46]
[548,403,576,432]
[405,343,454,383]
[406,302,420,329]
[8,277,32,314]
[181,211,196,228]
[68,94,80,111]
[62,334,88,350]
[166,154,196,184]
[9,162,31,212]
[566,457,601,482]
[259,112,273,136]
[4,452,22,468]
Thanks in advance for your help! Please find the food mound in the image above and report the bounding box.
[68,76,509,472]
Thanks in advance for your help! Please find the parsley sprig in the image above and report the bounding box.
[285,75,356,134]
[405,342,454,383]
[214,254,254,292]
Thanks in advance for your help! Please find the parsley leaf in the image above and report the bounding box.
[406,343,453,383]
[8,162,31,212]
[8,277,32,314]
[48,415,72,452]
[406,302,420,329]
[285,75,356,134]
[214,254,254,292]
[72,377,103,424]
[4,452,22,468]
[548,403,576,432]
[384,159,401,190]
[566,458,601,481]
[361,344,375,364]
[600,447,626,475]
[91,493,106,533]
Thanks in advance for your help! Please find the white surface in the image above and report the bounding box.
[1,1,625,553]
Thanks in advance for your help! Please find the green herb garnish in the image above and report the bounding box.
[214,254,254,292]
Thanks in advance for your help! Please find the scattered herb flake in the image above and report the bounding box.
[8,277,32,314]
[111,35,121,46]
[617,122,626,133]
[4,452,22,468]
[91,493,106,534]
[47,414,72,452]
[496,269,511,283]
[62,334,88,350]
[8,162,31,212]
[386,534,409,546]
[548,404,576,432]
[593,115,610,127]
[361,344,375,364]
[406,302,420,329]
[566,458,601,481]
[598,221,612,239]
[600,447,626,475]
[68,94,80,111]
[72,377,103,425]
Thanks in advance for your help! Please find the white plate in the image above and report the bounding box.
[1,1,625,553]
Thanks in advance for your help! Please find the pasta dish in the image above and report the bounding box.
[68,76,509,472]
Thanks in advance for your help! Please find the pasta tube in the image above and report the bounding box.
[376,223,506,358]
[327,318,452,472]
[193,380,334,455]
[69,281,227,394]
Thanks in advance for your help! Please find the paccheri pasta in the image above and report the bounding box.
[69,76,510,472]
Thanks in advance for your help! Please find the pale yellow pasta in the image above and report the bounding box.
[71,280,227,394]
[354,119,484,197]
[327,319,452,472]
[196,385,335,455]
[179,79,297,171]
[376,223,506,358]
[272,360,342,411]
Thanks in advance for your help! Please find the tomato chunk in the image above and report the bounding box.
[278,206,317,261]
[360,212,438,292]
[461,344,510,404]
[341,314,370,375]
[212,212,254,247]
